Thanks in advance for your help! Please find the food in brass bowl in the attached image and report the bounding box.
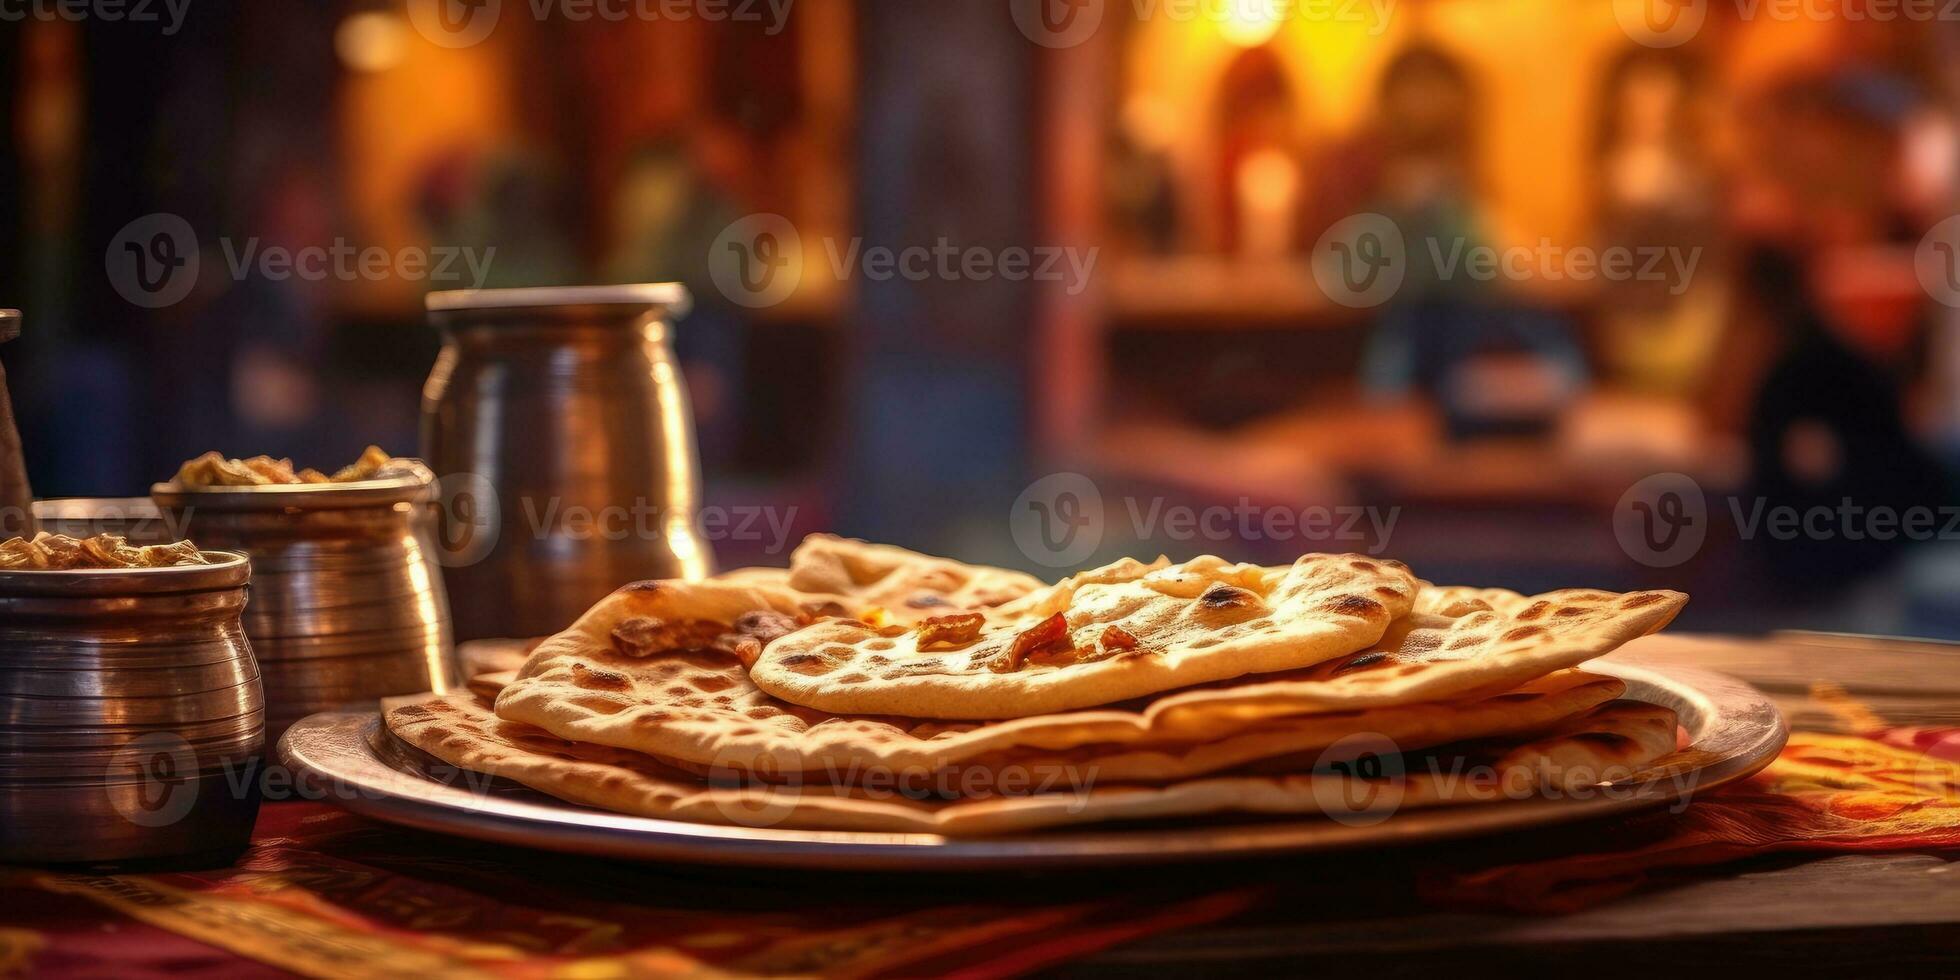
[383,535,1690,836]
[0,531,209,569]
[153,445,454,737]
[0,542,260,865]
[169,445,414,487]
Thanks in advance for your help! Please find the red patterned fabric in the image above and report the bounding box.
[2,802,1260,978]
[7,728,1959,974]
[1422,728,1960,912]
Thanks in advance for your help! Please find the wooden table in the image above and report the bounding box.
[1062,632,1960,975]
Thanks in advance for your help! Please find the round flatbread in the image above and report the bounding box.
[781,533,1043,617]
[496,579,1631,785]
[501,642,1622,787]
[750,554,1421,719]
[392,693,1681,836]
[1141,585,1687,725]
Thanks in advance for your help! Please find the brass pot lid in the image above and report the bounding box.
[424,283,689,318]
[151,460,436,512]
[0,550,250,596]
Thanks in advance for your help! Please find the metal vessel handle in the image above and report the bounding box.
[0,310,32,537]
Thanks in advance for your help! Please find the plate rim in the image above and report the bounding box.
[275,650,1788,870]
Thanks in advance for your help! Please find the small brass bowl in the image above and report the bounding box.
[153,468,458,737]
[0,552,263,866]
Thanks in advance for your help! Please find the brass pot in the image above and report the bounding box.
[0,552,262,865]
[421,284,712,641]
[153,472,457,737]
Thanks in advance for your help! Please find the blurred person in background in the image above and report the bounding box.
[1592,47,1730,396]
[1357,45,1584,437]
[602,126,750,472]
[1733,72,1955,595]
[1356,44,1484,401]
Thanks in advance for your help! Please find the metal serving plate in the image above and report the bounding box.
[276,651,1786,870]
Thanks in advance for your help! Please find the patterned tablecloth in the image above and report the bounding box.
[3,722,1957,976]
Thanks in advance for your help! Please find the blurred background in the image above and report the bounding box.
[5,0,1960,637]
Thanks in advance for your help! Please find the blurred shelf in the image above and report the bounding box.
[1086,417,1353,508]
[1085,392,1746,512]
[1103,255,1362,328]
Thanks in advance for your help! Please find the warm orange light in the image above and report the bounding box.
[1236,148,1300,256]
[1121,94,1179,152]
[335,12,408,73]
[1219,0,1286,48]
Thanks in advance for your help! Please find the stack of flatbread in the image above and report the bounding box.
[389,535,1688,836]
